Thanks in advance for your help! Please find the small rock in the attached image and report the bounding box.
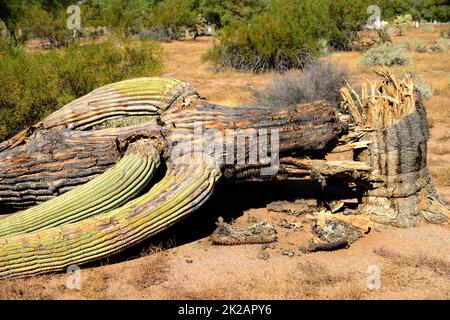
[258,250,270,260]
[281,249,295,257]
[185,259,193,264]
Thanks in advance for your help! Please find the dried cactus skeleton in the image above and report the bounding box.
[0,72,447,279]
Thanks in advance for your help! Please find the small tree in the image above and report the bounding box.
[99,0,153,37]
[392,14,413,36]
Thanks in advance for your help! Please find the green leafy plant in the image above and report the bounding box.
[204,0,336,72]
[392,14,413,36]
[0,39,162,141]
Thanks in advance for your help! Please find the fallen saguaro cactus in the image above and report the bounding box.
[0,72,447,279]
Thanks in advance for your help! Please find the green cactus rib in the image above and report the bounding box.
[0,157,220,279]
[0,147,160,237]
[40,77,195,130]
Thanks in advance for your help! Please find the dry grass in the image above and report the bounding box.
[77,269,112,300]
[0,277,53,300]
[276,261,366,300]
[161,284,246,300]
[255,60,348,106]
[162,260,367,300]
[432,145,450,156]
[424,95,450,126]
[372,247,450,297]
[430,165,450,187]
[132,246,170,289]
[419,72,449,94]
[374,247,450,277]
[161,37,272,106]
[437,133,450,142]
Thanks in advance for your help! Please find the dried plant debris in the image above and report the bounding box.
[309,220,362,252]
[210,217,277,245]
[328,200,345,213]
[278,218,302,230]
[421,195,449,224]
[267,199,317,215]
[257,250,270,261]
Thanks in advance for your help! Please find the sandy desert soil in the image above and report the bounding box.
[0,27,449,300]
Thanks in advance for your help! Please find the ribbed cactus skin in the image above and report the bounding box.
[41,77,196,130]
[0,159,219,279]
[0,149,159,237]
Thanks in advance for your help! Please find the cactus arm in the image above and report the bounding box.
[41,77,197,130]
[0,77,197,153]
[0,141,160,237]
[0,153,220,279]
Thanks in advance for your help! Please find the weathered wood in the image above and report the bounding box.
[341,72,448,226]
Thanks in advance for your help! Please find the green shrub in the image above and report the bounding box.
[361,44,411,66]
[0,39,162,141]
[392,14,413,36]
[148,0,197,29]
[327,0,370,50]
[376,0,450,22]
[196,0,270,27]
[205,0,371,72]
[99,0,153,37]
[204,0,336,72]
[142,0,198,40]
[12,2,74,47]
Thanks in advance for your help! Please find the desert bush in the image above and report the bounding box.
[13,2,74,47]
[377,0,450,22]
[400,39,425,52]
[411,73,434,100]
[196,0,270,27]
[254,60,348,106]
[440,27,450,39]
[141,0,197,40]
[401,38,449,53]
[423,25,436,33]
[433,38,450,52]
[138,27,178,42]
[205,0,371,72]
[361,44,411,66]
[148,0,197,29]
[327,0,370,50]
[392,14,413,36]
[204,0,336,72]
[99,0,153,37]
[0,39,162,141]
